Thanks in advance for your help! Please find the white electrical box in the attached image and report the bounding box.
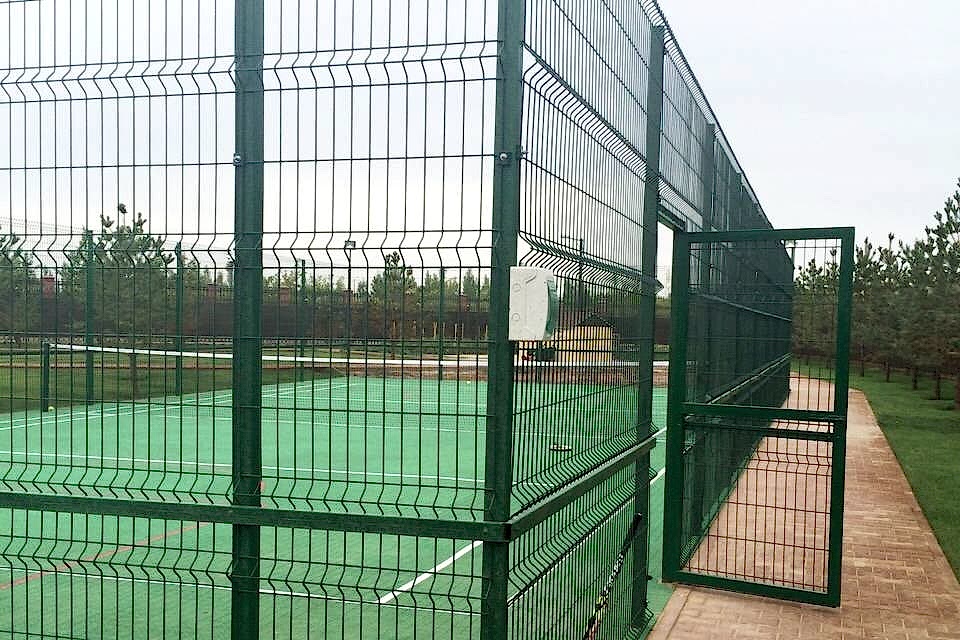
[508,267,559,341]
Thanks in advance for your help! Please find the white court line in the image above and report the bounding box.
[5,384,634,432]
[371,457,664,608]
[2,376,495,432]
[3,411,606,441]
[0,381,352,432]
[0,378,340,431]
[377,540,483,605]
[653,427,666,439]
[0,569,477,617]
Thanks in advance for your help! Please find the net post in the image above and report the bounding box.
[632,22,666,628]
[40,341,50,411]
[84,229,94,404]
[481,0,525,638]
[175,241,184,395]
[231,1,264,638]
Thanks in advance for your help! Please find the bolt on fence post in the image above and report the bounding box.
[231,1,265,638]
[632,22,666,628]
[481,0,525,638]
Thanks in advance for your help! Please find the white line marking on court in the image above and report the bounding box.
[377,540,482,605]
[0,381,353,431]
[651,467,666,484]
[0,569,478,616]
[2,410,605,441]
[653,427,666,439]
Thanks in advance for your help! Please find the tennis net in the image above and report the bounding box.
[39,342,658,408]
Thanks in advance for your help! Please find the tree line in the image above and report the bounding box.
[0,204,493,345]
[793,180,960,408]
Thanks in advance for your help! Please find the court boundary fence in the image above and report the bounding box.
[0,0,814,637]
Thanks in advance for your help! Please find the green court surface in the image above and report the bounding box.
[0,375,669,638]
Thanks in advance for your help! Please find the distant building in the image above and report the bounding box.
[543,312,632,363]
[41,276,57,298]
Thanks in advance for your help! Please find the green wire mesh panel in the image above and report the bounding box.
[0,0,678,636]
[513,0,662,633]
[665,231,853,606]
[1,511,233,637]
[508,466,648,638]
[685,237,794,409]
[515,0,654,507]
[0,510,489,639]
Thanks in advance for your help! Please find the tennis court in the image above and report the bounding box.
[1,355,668,639]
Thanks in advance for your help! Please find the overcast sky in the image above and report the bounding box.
[5,0,956,275]
[659,0,959,248]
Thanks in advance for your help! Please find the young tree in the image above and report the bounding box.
[852,238,882,376]
[792,254,840,361]
[0,231,39,339]
[898,239,935,388]
[921,181,960,405]
[420,270,459,315]
[62,205,174,344]
[874,236,905,382]
[459,269,491,310]
[370,251,418,340]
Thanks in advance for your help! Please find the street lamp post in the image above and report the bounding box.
[562,235,585,311]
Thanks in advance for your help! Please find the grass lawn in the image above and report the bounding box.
[848,366,960,579]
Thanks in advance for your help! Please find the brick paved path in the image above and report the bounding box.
[649,389,960,639]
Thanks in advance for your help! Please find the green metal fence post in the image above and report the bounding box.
[438,266,445,363]
[481,0,525,638]
[632,23,665,627]
[40,341,50,411]
[827,227,855,606]
[699,125,716,233]
[685,126,716,566]
[232,1,264,637]
[697,125,716,398]
[175,241,184,395]
[663,230,690,582]
[84,229,94,404]
[298,259,306,381]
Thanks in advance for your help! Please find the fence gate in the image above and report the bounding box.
[663,227,854,606]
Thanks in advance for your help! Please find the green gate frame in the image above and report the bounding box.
[663,226,854,607]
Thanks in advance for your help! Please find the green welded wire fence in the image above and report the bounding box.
[663,229,853,607]
[0,0,801,637]
[637,0,853,609]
